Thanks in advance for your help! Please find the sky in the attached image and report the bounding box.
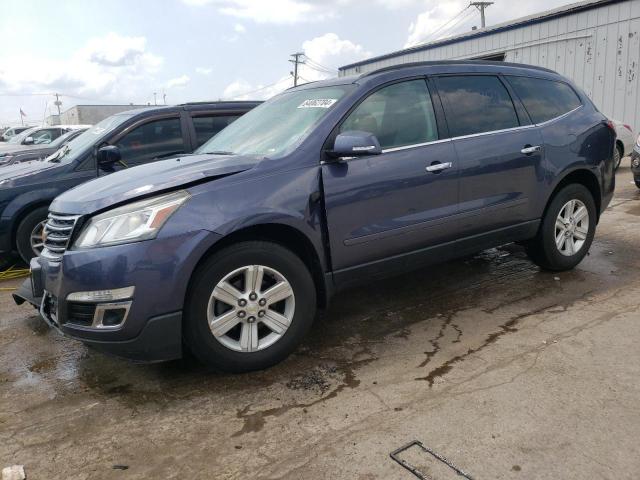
[0,0,573,126]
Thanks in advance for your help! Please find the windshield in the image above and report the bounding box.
[45,113,134,164]
[197,85,353,158]
[8,126,39,144]
[48,128,86,148]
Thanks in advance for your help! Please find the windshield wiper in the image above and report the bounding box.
[48,144,70,163]
[202,150,236,155]
[154,150,190,160]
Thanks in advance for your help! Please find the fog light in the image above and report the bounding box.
[101,308,128,327]
[67,286,134,302]
[633,158,640,168]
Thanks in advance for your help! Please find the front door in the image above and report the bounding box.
[322,79,459,273]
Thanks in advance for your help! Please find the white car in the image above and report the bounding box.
[612,119,635,170]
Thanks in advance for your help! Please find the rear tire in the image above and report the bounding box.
[525,184,596,271]
[635,178,640,190]
[613,144,623,170]
[16,206,49,265]
[183,241,316,372]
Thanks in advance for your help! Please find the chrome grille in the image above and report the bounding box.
[41,213,81,260]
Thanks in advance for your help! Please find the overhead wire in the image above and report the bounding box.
[419,4,472,44]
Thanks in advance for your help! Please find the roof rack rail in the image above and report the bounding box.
[359,60,556,78]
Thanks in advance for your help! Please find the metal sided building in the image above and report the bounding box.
[339,0,640,130]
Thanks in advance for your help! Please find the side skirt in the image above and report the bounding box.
[330,219,540,292]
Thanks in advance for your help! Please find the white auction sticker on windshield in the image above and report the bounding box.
[298,99,337,109]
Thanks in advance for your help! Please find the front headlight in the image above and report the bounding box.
[74,190,190,249]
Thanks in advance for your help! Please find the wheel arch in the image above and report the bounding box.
[187,223,329,309]
[615,139,625,156]
[11,201,51,251]
[543,168,602,224]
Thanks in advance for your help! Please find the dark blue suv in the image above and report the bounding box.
[18,61,616,372]
[0,101,258,264]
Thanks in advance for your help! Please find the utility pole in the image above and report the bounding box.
[470,2,493,28]
[54,93,62,116]
[162,90,167,105]
[289,52,305,87]
[153,92,157,106]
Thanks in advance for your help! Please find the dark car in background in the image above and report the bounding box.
[630,133,640,187]
[0,101,259,263]
[0,128,89,166]
[17,61,616,372]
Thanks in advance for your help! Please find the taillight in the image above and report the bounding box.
[624,124,633,132]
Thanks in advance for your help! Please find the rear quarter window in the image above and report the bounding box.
[506,76,582,124]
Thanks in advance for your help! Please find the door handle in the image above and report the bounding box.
[521,145,541,155]
[426,162,452,173]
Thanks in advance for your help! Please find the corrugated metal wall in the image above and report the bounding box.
[340,0,640,130]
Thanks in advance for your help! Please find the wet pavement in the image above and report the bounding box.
[2,164,640,479]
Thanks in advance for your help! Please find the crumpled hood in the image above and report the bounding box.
[51,153,261,214]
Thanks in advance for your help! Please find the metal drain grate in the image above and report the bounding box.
[390,440,475,480]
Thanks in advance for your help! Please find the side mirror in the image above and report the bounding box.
[328,131,382,159]
[97,145,122,169]
[23,136,34,145]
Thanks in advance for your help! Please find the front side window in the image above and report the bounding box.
[197,85,353,158]
[436,75,519,137]
[340,79,438,149]
[506,76,582,124]
[192,114,241,148]
[115,117,184,166]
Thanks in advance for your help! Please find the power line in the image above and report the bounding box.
[433,7,477,39]
[421,5,471,43]
[304,56,338,73]
[229,76,292,100]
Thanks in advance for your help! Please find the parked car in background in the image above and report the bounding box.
[611,119,635,169]
[0,125,89,153]
[16,61,616,372]
[630,133,640,187]
[1,126,33,142]
[0,101,259,264]
[0,128,89,166]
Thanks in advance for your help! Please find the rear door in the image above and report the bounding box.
[322,78,459,271]
[435,74,544,236]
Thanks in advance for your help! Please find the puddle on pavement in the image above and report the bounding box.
[4,238,635,425]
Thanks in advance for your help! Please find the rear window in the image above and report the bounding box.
[507,76,582,124]
[192,115,240,148]
[436,75,519,137]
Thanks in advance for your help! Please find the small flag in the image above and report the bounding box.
[19,108,26,117]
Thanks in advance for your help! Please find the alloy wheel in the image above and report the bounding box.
[207,265,295,352]
[554,199,589,256]
[30,220,46,256]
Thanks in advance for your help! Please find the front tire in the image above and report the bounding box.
[16,206,49,265]
[184,241,317,372]
[526,184,596,271]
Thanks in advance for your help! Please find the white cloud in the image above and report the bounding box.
[234,23,246,33]
[301,33,371,81]
[0,32,163,102]
[196,67,213,75]
[180,0,334,24]
[221,33,370,100]
[166,75,190,88]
